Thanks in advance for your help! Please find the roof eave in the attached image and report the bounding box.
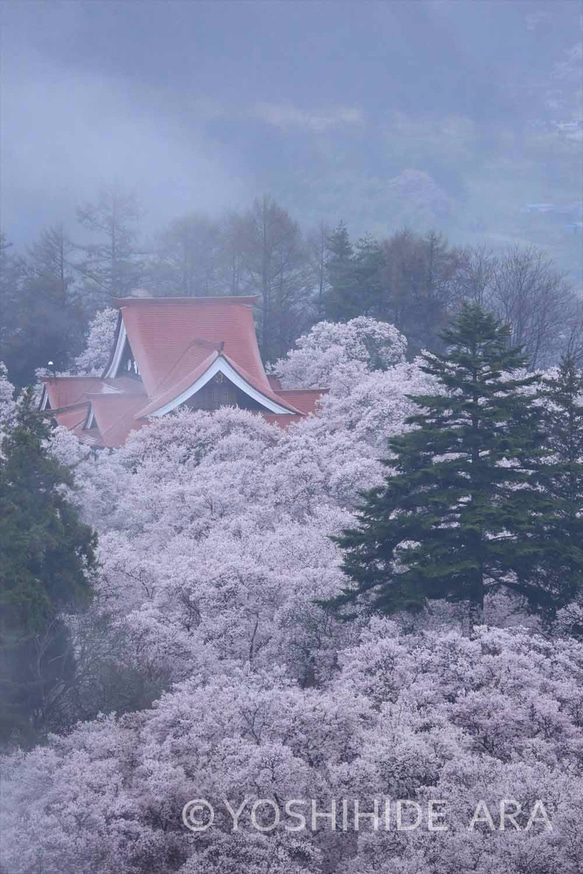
[113,295,260,307]
[137,353,304,419]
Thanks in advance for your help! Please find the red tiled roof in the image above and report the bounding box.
[50,402,91,432]
[76,427,103,447]
[274,389,328,416]
[134,351,219,418]
[43,376,146,410]
[134,352,303,419]
[115,296,272,398]
[39,296,327,447]
[220,353,303,413]
[43,377,103,410]
[85,394,150,448]
[102,377,147,395]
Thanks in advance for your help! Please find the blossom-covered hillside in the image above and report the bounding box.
[2,318,583,874]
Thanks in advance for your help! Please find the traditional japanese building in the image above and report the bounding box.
[39,296,326,448]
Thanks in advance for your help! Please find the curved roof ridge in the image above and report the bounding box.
[114,295,259,306]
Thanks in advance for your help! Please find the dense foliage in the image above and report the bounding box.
[1,188,580,386]
[329,305,578,627]
[3,623,583,874]
[0,392,97,745]
[1,316,583,872]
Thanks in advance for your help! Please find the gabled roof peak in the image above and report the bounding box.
[41,293,328,446]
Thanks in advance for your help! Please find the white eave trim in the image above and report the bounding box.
[147,356,296,418]
[103,321,127,379]
[39,386,50,411]
[85,406,96,430]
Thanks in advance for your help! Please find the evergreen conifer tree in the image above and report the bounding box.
[5,225,86,386]
[525,354,583,616]
[352,233,384,318]
[0,392,97,744]
[76,182,145,310]
[327,304,548,630]
[325,221,355,321]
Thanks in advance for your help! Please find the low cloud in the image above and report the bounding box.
[253,102,363,133]
[2,45,248,245]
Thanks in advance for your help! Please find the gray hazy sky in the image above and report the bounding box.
[1,0,581,270]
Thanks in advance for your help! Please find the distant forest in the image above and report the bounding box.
[1,184,582,386]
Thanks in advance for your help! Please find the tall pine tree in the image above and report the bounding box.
[327,304,548,631]
[325,221,355,321]
[525,354,583,616]
[76,182,144,310]
[0,392,97,745]
[5,225,86,387]
[352,233,384,319]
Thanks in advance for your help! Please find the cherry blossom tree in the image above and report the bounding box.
[0,362,15,429]
[2,625,582,874]
[5,313,583,872]
[74,307,119,375]
[271,317,407,389]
